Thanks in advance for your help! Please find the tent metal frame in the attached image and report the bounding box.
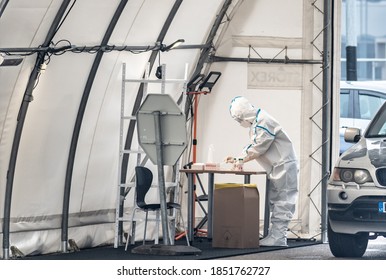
[1,0,333,259]
[188,0,333,243]
[2,0,73,260]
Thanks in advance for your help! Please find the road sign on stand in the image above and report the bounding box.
[136,94,187,166]
[135,94,200,255]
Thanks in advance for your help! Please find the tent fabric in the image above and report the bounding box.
[0,0,339,258]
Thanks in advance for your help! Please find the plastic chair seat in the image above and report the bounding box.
[196,194,208,201]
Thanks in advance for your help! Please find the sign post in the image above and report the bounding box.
[134,94,200,255]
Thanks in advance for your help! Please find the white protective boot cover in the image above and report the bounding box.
[259,223,288,247]
[260,160,298,247]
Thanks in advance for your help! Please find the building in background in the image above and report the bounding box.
[341,0,386,80]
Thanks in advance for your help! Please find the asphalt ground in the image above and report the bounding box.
[220,238,386,260]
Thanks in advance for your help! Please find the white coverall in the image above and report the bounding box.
[228,96,298,247]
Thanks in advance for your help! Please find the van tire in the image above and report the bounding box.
[328,220,368,258]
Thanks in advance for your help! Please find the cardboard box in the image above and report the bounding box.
[213,183,259,248]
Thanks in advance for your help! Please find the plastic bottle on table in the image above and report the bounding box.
[237,158,244,171]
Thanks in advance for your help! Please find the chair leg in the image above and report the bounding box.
[155,210,160,244]
[124,231,130,251]
[143,211,149,245]
[168,211,176,245]
[178,210,190,246]
[125,208,138,251]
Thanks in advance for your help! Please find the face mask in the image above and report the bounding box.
[239,120,251,128]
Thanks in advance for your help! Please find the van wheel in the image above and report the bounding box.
[328,220,368,258]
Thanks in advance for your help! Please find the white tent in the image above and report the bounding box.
[0,0,341,259]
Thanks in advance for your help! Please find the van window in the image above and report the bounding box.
[340,92,350,118]
[358,93,384,120]
[366,104,386,137]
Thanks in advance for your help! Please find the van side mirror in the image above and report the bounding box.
[344,127,361,143]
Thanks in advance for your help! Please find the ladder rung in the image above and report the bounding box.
[122,116,136,120]
[121,149,145,154]
[165,183,178,187]
[118,182,177,189]
[118,217,174,222]
[118,183,135,188]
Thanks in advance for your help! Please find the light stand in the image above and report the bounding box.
[187,71,222,163]
[184,71,221,237]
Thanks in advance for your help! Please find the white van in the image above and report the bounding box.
[340,81,386,154]
[328,101,386,258]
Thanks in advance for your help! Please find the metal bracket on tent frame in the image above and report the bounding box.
[248,45,291,64]
[209,41,323,65]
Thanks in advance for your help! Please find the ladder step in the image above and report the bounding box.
[118,183,135,188]
[165,182,178,188]
[118,182,177,188]
[121,149,145,154]
[122,116,136,120]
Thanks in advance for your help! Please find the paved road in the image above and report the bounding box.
[220,239,386,260]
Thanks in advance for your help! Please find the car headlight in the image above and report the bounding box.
[332,167,373,184]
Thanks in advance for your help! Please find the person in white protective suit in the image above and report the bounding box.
[226,96,298,247]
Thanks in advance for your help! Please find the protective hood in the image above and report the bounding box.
[229,96,257,126]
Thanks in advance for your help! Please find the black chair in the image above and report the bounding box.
[125,166,189,250]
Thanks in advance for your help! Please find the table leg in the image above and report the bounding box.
[244,174,251,184]
[207,173,214,240]
[187,173,194,243]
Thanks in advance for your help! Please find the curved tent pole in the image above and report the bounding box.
[182,0,233,114]
[181,0,243,112]
[0,0,9,18]
[62,0,128,252]
[117,0,183,245]
[189,0,233,80]
[2,0,73,260]
[181,0,233,150]
[120,0,183,183]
